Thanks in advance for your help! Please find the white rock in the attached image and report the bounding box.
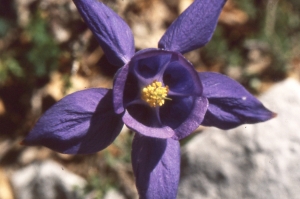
[178,78,300,199]
[103,189,126,199]
[11,160,86,199]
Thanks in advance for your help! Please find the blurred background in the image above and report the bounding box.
[0,0,300,198]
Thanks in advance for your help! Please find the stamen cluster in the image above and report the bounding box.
[142,80,170,107]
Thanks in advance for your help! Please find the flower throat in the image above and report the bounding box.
[141,80,171,107]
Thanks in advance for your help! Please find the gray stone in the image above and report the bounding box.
[178,78,300,199]
[11,160,86,199]
[103,189,126,199]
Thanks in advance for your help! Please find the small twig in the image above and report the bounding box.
[265,0,279,37]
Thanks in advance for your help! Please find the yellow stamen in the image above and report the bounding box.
[141,80,171,107]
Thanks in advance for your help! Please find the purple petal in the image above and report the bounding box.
[158,0,226,54]
[132,52,172,80]
[23,88,123,154]
[113,64,129,114]
[199,72,275,129]
[129,48,177,86]
[123,111,175,139]
[113,48,206,139]
[73,0,135,67]
[130,49,203,96]
[163,59,202,96]
[132,134,180,199]
[160,96,208,140]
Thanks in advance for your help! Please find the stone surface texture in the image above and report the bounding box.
[11,160,86,199]
[178,78,300,199]
[103,189,126,199]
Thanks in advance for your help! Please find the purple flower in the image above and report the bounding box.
[23,0,275,198]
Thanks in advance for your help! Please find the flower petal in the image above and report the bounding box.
[163,59,202,96]
[114,48,206,139]
[158,0,226,54]
[113,65,129,114]
[73,0,135,67]
[132,52,172,81]
[123,110,174,139]
[132,134,180,199]
[23,88,124,154]
[199,72,275,129]
[160,96,208,140]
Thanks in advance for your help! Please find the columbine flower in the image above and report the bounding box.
[23,0,275,198]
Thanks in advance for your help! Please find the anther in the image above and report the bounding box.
[141,80,171,107]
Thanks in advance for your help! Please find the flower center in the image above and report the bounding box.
[141,80,171,107]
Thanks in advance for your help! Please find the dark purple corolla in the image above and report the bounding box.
[23,0,275,198]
